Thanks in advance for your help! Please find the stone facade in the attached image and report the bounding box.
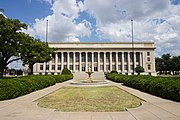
[33,42,156,75]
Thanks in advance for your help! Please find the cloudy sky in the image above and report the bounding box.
[1,0,180,59]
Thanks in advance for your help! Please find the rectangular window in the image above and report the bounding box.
[148,64,151,70]
[58,65,61,70]
[52,65,55,70]
[147,57,150,61]
[46,65,49,70]
[147,52,150,56]
[40,65,43,70]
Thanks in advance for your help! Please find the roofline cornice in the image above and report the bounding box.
[48,42,154,44]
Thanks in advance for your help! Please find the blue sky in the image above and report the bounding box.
[1,0,180,69]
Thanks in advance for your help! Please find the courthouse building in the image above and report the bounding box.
[33,42,156,75]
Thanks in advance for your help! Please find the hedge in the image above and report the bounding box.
[0,74,73,101]
[106,73,180,102]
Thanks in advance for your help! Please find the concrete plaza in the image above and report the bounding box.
[0,72,180,120]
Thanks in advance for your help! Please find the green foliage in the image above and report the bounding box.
[61,67,72,75]
[135,66,144,74]
[0,74,73,101]
[0,14,54,78]
[110,70,118,74]
[155,53,180,75]
[51,74,73,83]
[0,14,27,78]
[106,73,180,102]
[20,35,54,74]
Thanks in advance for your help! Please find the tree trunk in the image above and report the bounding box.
[29,64,34,75]
[0,67,4,79]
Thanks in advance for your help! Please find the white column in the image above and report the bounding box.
[33,64,36,74]
[85,52,88,72]
[104,52,106,72]
[142,52,146,72]
[110,52,112,71]
[61,52,64,71]
[122,52,124,72]
[36,63,39,73]
[43,62,46,73]
[55,52,58,74]
[134,52,136,69]
[67,52,69,69]
[73,52,76,72]
[79,52,82,72]
[128,52,130,72]
[92,52,94,72]
[116,52,118,72]
[98,52,100,72]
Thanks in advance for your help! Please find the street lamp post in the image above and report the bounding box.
[131,20,135,74]
[45,20,48,75]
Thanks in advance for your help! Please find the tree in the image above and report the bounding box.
[135,66,144,75]
[21,35,54,75]
[155,57,164,75]
[0,14,54,78]
[155,54,180,75]
[0,8,4,13]
[161,53,172,74]
[0,14,27,79]
[61,67,72,75]
[171,56,180,75]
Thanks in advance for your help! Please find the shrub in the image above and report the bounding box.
[106,73,180,102]
[0,74,73,101]
[110,70,118,74]
[61,67,72,75]
[135,66,144,75]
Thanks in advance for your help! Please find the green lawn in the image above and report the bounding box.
[36,86,143,112]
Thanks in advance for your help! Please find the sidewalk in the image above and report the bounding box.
[0,78,180,120]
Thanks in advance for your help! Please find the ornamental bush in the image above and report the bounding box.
[61,67,72,75]
[106,73,180,102]
[0,74,73,101]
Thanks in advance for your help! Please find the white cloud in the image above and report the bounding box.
[25,0,180,56]
[25,0,91,42]
[83,0,180,56]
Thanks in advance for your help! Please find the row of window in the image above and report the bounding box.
[40,64,151,71]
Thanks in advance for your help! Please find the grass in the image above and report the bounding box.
[36,86,143,112]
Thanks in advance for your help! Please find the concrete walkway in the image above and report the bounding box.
[0,73,180,120]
